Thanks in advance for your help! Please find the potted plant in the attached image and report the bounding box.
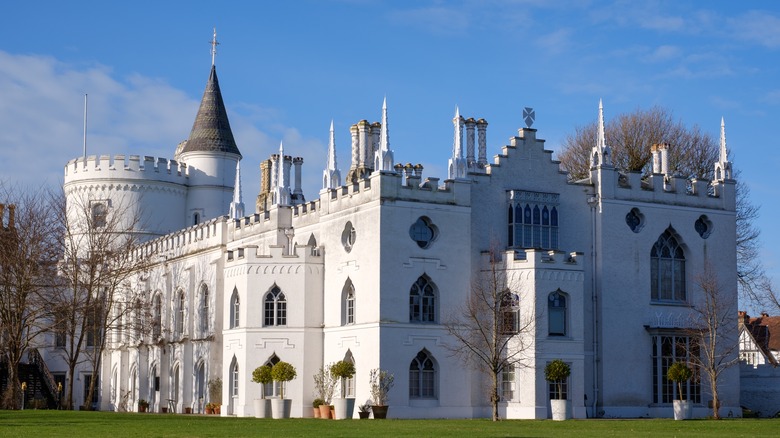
[358,402,371,419]
[313,366,336,419]
[312,398,324,418]
[251,365,273,418]
[205,402,214,414]
[545,359,571,421]
[208,378,222,415]
[668,362,693,420]
[368,368,394,419]
[271,361,297,419]
[330,360,356,419]
[137,399,149,413]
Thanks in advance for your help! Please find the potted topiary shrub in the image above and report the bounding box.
[330,360,356,419]
[313,366,336,419]
[137,399,149,413]
[668,362,693,420]
[368,368,394,419]
[271,361,297,419]
[252,365,273,418]
[545,359,571,421]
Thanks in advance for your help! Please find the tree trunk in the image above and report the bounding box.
[491,370,499,421]
[2,358,20,409]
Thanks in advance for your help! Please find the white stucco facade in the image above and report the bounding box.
[43,61,740,419]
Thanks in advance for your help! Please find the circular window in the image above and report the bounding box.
[625,208,644,233]
[409,216,438,249]
[695,215,712,239]
[342,221,356,252]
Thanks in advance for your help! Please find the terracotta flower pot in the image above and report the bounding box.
[313,407,321,418]
[318,404,331,419]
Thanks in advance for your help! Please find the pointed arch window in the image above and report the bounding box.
[152,294,162,339]
[651,229,686,302]
[199,284,210,336]
[264,354,281,398]
[230,357,239,398]
[230,288,240,329]
[409,275,436,323]
[500,291,520,335]
[343,280,355,325]
[175,290,185,338]
[409,350,437,399]
[264,285,287,326]
[548,290,567,336]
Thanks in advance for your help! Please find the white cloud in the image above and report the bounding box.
[535,28,572,54]
[729,10,780,49]
[0,50,327,203]
[644,45,682,63]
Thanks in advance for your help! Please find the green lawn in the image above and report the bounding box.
[0,410,773,438]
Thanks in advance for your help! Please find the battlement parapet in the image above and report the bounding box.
[64,154,190,187]
[594,167,736,211]
[226,241,322,264]
[130,215,227,262]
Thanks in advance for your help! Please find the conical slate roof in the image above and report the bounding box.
[180,66,241,157]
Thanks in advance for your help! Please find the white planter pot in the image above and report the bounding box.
[271,398,292,419]
[550,399,570,421]
[673,400,692,420]
[253,398,271,418]
[333,398,356,419]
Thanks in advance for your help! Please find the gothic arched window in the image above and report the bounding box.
[409,276,436,323]
[651,229,686,302]
[264,285,287,326]
[409,350,437,399]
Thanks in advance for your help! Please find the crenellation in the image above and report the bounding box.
[64,153,190,186]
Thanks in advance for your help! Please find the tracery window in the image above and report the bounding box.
[650,229,686,302]
[409,350,436,399]
[500,292,520,335]
[508,190,559,250]
[175,290,185,338]
[409,275,436,323]
[199,284,209,336]
[409,216,438,249]
[264,285,287,326]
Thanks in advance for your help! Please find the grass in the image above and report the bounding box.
[0,410,774,438]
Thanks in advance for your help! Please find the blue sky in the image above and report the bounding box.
[1,0,778,304]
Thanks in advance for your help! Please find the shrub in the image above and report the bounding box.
[369,368,394,406]
[544,360,571,400]
[252,365,273,399]
[272,361,297,399]
[667,362,693,401]
[313,365,336,404]
[330,360,356,379]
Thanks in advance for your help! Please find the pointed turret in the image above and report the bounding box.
[323,120,342,189]
[714,117,732,180]
[229,161,245,219]
[179,65,242,157]
[179,29,241,224]
[374,97,395,172]
[590,99,612,168]
[448,106,467,179]
[274,141,291,206]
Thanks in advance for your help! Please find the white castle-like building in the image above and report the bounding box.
[46,41,740,419]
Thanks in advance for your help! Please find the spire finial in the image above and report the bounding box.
[328,120,337,170]
[720,116,727,162]
[380,96,390,152]
[229,160,245,219]
[597,98,605,150]
[211,27,219,66]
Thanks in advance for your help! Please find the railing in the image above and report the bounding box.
[27,349,58,404]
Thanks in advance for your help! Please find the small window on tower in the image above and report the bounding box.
[91,203,107,228]
[409,217,438,249]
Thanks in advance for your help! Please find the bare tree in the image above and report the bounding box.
[444,248,533,421]
[558,106,764,299]
[0,185,61,409]
[686,263,739,420]
[53,190,150,409]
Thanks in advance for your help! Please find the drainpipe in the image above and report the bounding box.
[587,193,600,418]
